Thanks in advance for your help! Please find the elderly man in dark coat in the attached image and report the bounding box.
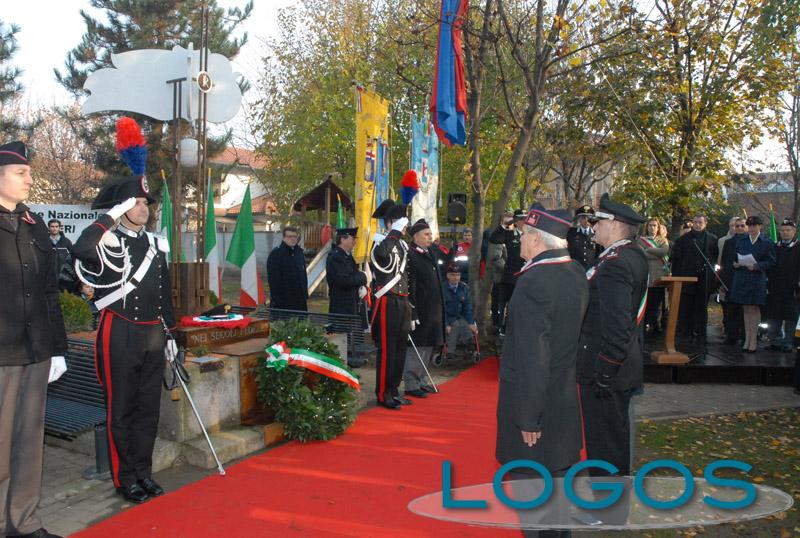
[577,193,648,477]
[766,218,800,352]
[267,226,308,312]
[0,141,68,538]
[403,219,445,398]
[496,205,588,538]
[326,227,369,367]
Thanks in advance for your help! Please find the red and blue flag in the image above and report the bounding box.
[430,0,468,147]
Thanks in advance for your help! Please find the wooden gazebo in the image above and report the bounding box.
[293,174,353,250]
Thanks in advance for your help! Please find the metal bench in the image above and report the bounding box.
[45,338,110,479]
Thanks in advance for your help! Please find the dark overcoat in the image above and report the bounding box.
[730,234,775,306]
[267,241,308,311]
[576,240,649,391]
[671,230,719,293]
[408,243,445,347]
[719,234,744,293]
[326,245,367,316]
[489,225,523,284]
[0,204,67,366]
[767,240,800,320]
[496,249,589,471]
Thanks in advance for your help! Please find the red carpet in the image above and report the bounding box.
[74,358,519,537]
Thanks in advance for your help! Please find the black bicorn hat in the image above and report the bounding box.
[91,175,156,210]
[372,199,407,221]
[0,141,29,166]
[408,218,430,236]
[336,226,358,237]
[574,204,595,218]
[524,204,573,239]
[781,217,796,227]
[594,193,646,225]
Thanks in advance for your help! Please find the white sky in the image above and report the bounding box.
[3,1,790,170]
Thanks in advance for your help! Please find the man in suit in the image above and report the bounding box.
[326,227,369,367]
[0,141,68,538]
[490,209,525,335]
[567,204,601,269]
[267,226,308,312]
[404,219,445,398]
[671,214,719,341]
[577,193,648,476]
[496,205,588,538]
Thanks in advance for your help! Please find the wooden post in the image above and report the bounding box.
[650,276,698,364]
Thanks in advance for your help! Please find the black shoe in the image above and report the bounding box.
[405,389,428,398]
[117,482,149,503]
[11,529,64,538]
[394,395,412,405]
[379,398,401,410]
[420,385,437,394]
[138,477,164,497]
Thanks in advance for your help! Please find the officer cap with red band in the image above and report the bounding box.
[524,203,572,239]
[0,141,29,166]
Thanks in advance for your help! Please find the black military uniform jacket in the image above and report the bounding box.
[408,243,445,347]
[0,204,68,366]
[326,245,367,316]
[577,239,649,391]
[370,230,410,296]
[496,249,589,471]
[567,226,601,269]
[72,214,176,328]
[267,241,309,311]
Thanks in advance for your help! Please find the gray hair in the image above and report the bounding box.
[524,224,568,249]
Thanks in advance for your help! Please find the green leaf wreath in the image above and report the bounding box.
[255,318,360,442]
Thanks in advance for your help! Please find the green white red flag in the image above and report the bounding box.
[225,185,264,307]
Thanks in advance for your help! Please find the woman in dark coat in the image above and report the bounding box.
[730,216,776,352]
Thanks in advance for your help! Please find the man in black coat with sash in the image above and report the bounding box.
[72,176,176,504]
[577,193,648,477]
[267,226,308,312]
[403,219,445,398]
[326,227,369,367]
[766,218,800,352]
[671,214,719,341]
[0,141,68,538]
[369,200,412,410]
[496,205,588,538]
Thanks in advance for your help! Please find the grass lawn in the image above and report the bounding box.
[594,408,800,537]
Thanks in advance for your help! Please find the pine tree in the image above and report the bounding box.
[54,0,253,192]
[0,18,28,138]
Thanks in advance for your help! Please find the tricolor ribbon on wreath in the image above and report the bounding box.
[265,342,360,391]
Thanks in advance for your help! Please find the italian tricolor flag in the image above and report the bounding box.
[225,185,264,307]
[205,175,221,301]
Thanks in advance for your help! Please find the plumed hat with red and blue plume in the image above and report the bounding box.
[400,169,420,205]
[115,117,148,176]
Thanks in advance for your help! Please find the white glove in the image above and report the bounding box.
[165,339,178,360]
[364,265,373,286]
[48,356,67,383]
[372,232,386,245]
[106,197,137,220]
[410,319,419,331]
[391,217,409,232]
[358,285,368,299]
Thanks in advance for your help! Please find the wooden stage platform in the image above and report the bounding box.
[644,326,795,386]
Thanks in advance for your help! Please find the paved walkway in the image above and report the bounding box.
[39,360,800,537]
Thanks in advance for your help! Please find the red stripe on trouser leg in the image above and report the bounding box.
[576,383,588,462]
[378,297,388,402]
[93,309,107,385]
[100,311,122,487]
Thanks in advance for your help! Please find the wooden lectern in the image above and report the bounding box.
[650,276,698,365]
